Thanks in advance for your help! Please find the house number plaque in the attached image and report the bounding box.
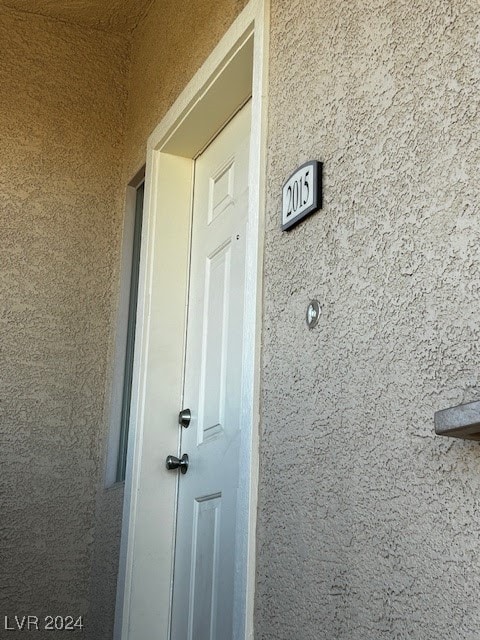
[281,160,323,231]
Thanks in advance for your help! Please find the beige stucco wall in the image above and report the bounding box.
[0,0,249,636]
[255,1,480,638]
[0,5,129,637]
[0,0,153,34]
[122,0,248,179]
[5,0,478,638]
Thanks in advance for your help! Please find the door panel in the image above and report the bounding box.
[190,494,222,638]
[171,101,251,640]
[198,240,232,443]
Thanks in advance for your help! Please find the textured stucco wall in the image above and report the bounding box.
[255,1,480,639]
[123,0,248,178]
[0,6,129,637]
[0,0,154,34]
[87,486,124,639]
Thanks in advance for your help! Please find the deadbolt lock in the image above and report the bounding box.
[178,408,191,428]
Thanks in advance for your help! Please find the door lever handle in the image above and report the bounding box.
[178,408,191,428]
[166,453,189,474]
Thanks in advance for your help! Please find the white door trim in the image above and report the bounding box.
[115,2,269,638]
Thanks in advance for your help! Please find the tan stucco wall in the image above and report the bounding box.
[123,0,248,178]
[87,486,124,638]
[0,5,129,637]
[255,1,480,638]
[6,0,478,637]
[0,0,153,34]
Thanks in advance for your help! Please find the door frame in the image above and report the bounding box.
[115,1,269,638]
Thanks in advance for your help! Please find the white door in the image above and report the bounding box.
[169,101,251,639]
